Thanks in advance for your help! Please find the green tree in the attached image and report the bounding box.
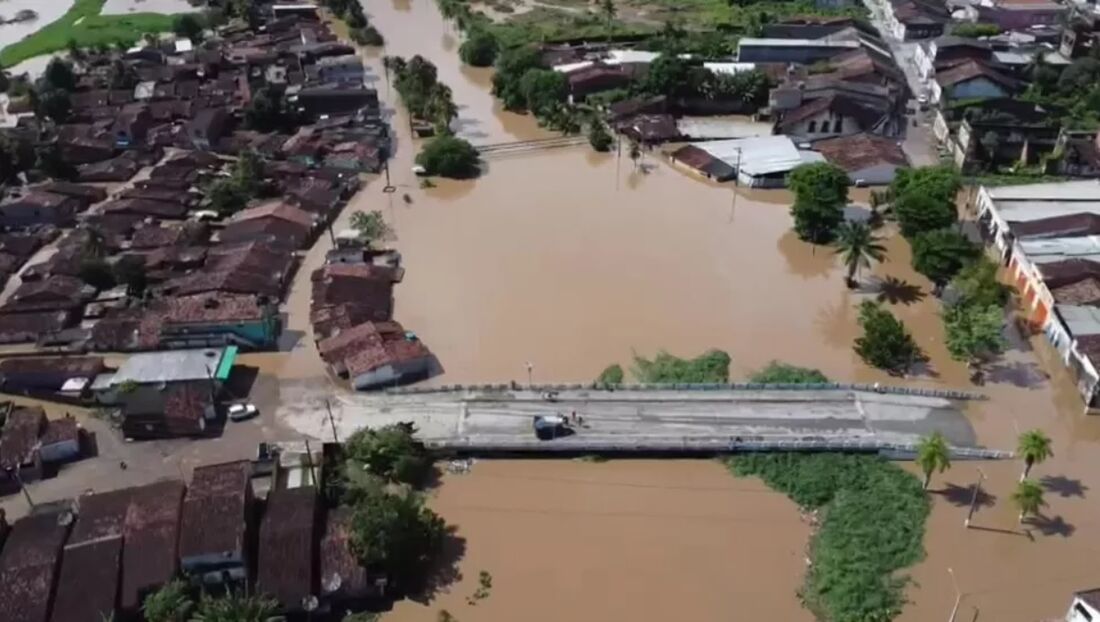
[44,58,76,92]
[600,0,617,38]
[141,579,193,622]
[190,591,279,622]
[833,221,886,288]
[944,303,1004,369]
[172,14,204,40]
[79,258,116,290]
[232,150,265,196]
[349,485,448,591]
[749,361,828,384]
[639,55,708,98]
[951,258,1009,308]
[349,210,394,246]
[854,301,923,375]
[1012,479,1046,523]
[893,193,957,238]
[596,364,624,385]
[244,87,290,132]
[459,29,498,67]
[701,69,771,110]
[911,229,979,291]
[35,142,76,181]
[518,68,567,116]
[632,349,731,383]
[425,82,458,134]
[951,22,1001,37]
[38,88,71,123]
[788,162,849,244]
[345,423,430,486]
[351,26,385,46]
[587,121,613,152]
[492,47,543,110]
[916,431,951,490]
[891,166,961,206]
[1017,429,1053,481]
[207,178,250,216]
[415,135,480,178]
[113,255,147,296]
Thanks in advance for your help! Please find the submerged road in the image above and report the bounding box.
[274,384,1004,455]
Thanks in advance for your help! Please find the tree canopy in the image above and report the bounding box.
[910,229,979,288]
[459,29,499,67]
[172,14,204,41]
[854,301,923,375]
[834,220,886,287]
[349,484,448,592]
[43,58,76,92]
[349,210,393,246]
[1017,429,1053,480]
[631,349,731,383]
[943,302,1005,366]
[596,363,624,385]
[950,258,1009,308]
[1012,479,1046,521]
[749,361,829,384]
[388,55,458,132]
[915,431,951,489]
[788,162,849,244]
[345,423,431,486]
[492,46,543,111]
[415,135,480,178]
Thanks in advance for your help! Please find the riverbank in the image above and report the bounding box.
[0,0,187,68]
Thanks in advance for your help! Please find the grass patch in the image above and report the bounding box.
[0,0,189,68]
[728,454,928,622]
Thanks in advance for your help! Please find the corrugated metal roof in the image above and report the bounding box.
[1019,235,1100,262]
[676,117,772,140]
[703,62,757,76]
[695,136,808,176]
[107,348,229,385]
[988,180,1100,200]
[1056,304,1100,337]
[1000,200,1100,223]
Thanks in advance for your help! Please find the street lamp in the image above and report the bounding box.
[525,361,534,388]
[964,467,987,527]
[947,567,961,622]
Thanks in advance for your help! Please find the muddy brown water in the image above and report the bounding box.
[255,2,1100,619]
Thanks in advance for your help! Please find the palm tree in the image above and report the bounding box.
[833,221,887,288]
[1012,479,1046,523]
[601,0,617,40]
[1017,429,1053,481]
[916,431,951,490]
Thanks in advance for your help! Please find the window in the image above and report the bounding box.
[1075,603,1094,622]
[808,120,817,133]
[834,117,843,133]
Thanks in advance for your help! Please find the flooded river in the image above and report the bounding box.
[260,1,1100,619]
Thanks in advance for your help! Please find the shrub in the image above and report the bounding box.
[351,26,384,46]
[631,349,730,383]
[459,29,499,67]
[416,135,480,178]
[910,228,979,289]
[749,361,828,384]
[854,301,923,375]
[344,422,431,486]
[596,364,624,385]
[588,122,613,152]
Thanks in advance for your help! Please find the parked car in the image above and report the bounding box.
[228,403,258,421]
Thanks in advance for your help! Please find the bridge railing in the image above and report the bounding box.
[386,382,987,401]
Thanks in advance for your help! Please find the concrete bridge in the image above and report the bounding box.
[274,383,1011,459]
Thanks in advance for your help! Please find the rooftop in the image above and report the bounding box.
[106,347,236,386]
[179,460,252,560]
[813,133,908,172]
[691,135,825,176]
[0,407,46,469]
[120,480,185,612]
[256,487,318,608]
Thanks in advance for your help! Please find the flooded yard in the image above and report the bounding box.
[386,460,813,622]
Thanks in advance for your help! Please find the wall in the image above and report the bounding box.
[787,110,862,141]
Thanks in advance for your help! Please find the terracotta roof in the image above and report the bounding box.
[5,276,88,312]
[319,507,371,600]
[813,133,908,171]
[102,197,190,219]
[162,292,268,324]
[162,382,211,436]
[1051,277,1100,306]
[120,480,185,612]
[1011,212,1100,239]
[179,460,251,560]
[318,320,403,361]
[0,311,72,343]
[310,264,396,321]
[777,95,886,133]
[345,334,431,377]
[40,418,80,448]
[935,60,1018,90]
[0,512,70,622]
[50,536,121,622]
[0,356,105,378]
[0,407,45,470]
[256,487,318,609]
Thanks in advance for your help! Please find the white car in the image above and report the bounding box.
[228,403,258,421]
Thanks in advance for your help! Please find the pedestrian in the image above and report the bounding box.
[577,414,584,426]
[571,410,576,422]
[119,461,128,470]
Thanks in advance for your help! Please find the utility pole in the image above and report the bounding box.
[964,467,986,527]
[525,361,534,388]
[947,568,961,622]
[729,147,742,223]
[324,398,339,443]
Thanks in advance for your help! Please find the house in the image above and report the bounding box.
[0,356,106,394]
[915,36,993,80]
[1056,131,1100,179]
[886,0,950,40]
[931,60,1019,104]
[50,489,133,622]
[179,461,253,589]
[1068,588,1100,622]
[670,135,827,188]
[665,145,737,182]
[311,263,399,323]
[159,293,281,350]
[315,54,364,84]
[0,511,72,622]
[317,320,432,390]
[256,487,318,613]
[320,507,379,607]
[736,37,861,64]
[0,407,47,490]
[3,276,94,313]
[0,311,73,345]
[776,95,896,140]
[94,346,236,406]
[188,108,230,150]
[39,418,81,464]
[220,201,318,250]
[565,64,637,102]
[291,86,380,118]
[813,133,909,184]
[112,106,152,148]
[952,114,1059,171]
[975,180,1100,405]
[976,0,1067,30]
[0,192,82,228]
[119,480,186,615]
[323,140,383,172]
[77,155,142,183]
[36,182,107,204]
